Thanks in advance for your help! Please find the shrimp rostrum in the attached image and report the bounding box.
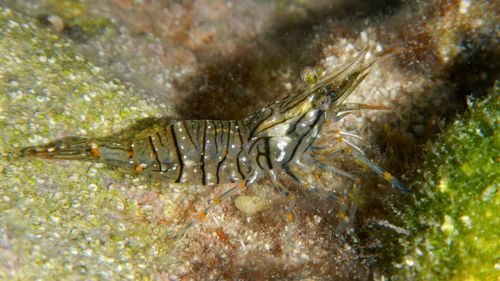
[22,49,410,244]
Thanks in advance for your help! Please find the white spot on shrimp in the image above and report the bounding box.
[276,139,289,162]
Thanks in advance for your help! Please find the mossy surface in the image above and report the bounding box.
[7,0,113,42]
[0,7,177,279]
[397,83,499,280]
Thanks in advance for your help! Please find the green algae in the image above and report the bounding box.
[396,83,499,280]
[9,0,114,42]
[0,7,179,279]
[42,0,113,42]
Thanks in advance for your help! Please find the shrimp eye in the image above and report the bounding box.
[300,67,318,85]
[314,95,331,111]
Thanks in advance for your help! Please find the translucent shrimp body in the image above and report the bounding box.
[22,49,409,243]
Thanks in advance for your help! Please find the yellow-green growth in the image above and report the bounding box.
[396,82,499,280]
[10,0,113,42]
[0,7,175,279]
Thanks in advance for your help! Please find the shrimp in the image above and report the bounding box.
[22,48,409,251]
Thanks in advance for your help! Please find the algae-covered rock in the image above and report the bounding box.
[396,83,499,280]
[0,7,179,279]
